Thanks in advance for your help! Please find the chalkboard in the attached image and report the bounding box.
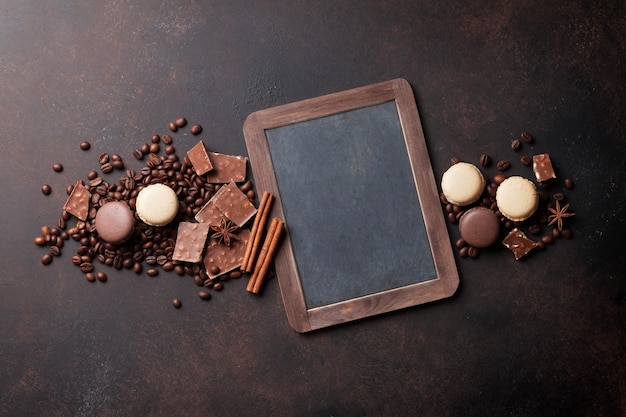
[244,79,459,332]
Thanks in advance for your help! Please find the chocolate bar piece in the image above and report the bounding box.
[63,180,91,221]
[502,228,539,260]
[205,152,247,183]
[172,222,211,263]
[187,141,213,175]
[213,182,257,227]
[533,153,556,184]
[203,229,251,278]
[194,185,229,225]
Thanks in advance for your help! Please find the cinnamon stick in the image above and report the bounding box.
[247,217,284,294]
[241,191,273,273]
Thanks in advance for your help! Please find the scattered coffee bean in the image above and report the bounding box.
[521,131,534,143]
[496,160,511,171]
[541,234,554,245]
[80,262,94,273]
[479,153,491,167]
[96,271,107,282]
[528,224,541,235]
[564,178,574,189]
[468,246,479,258]
[511,139,521,151]
[133,149,144,160]
[552,228,561,239]
[49,246,61,257]
[151,134,160,144]
[98,153,109,165]
[172,298,182,309]
[455,238,467,249]
[168,122,178,132]
[561,229,573,239]
[190,124,202,135]
[100,162,113,173]
[162,134,173,145]
[229,270,242,279]
[213,282,224,291]
[198,290,211,300]
[80,141,91,151]
[439,192,449,205]
[447,212,457,224]
[85,272,96,282]
[520,155,531,166]
[41,253,53,265]
[146,267,159,277]
[174,117,187,128]
[493,174,506,185]
[459,246,469,258]
[41,184,52,195]
[553,192,565,201]
[53,163,64,172]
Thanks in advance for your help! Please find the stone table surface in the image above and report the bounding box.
[1,1,624,416]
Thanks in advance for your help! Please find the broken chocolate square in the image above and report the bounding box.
[63,180,91,221]
[203,229,251,278]
[205,152,247,183]
[187,141,213,175]
[213,182,257,227]
[194,185,228,226]
[502,228,539,260]
[533,153,557,185]
[172,222,211,263]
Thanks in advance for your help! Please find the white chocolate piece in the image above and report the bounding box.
[136,183,179,226]
[496,176,539,221]
[441,162,485,206]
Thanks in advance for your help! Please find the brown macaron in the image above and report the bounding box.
[94,201,136,244]
[458,207,501,248]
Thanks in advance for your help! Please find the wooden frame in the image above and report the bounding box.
[243,78,458,332]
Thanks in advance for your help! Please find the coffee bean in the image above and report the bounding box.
[165,145,175,155]
[162,134,173,145]
[439,192,449,205]
[146,267,159,277]
[447,212,457,224]
[553,192,565,201]
[96,271,107,282]
[511,139,521,151]
[101,162,113,173]
[112,159,125,170]
[213,282,224,291]
[552,227,561,239]
[521,131,534,143]
[459,247,469,258]
[34,236,46,246]
[168,122,178,132]
[53,163,64,172]
[455,238,467,248]
[85,272,96,282]
[520,155,531,166]
[561,229,573,239]
[133,149,144,160]
[99,153,109,165]
[149,143,160,154]
[174,117,187,128]
[209,265,220,276]
[80,141,91,151]
[528,224,541,235]
[190,124,202,135]
[151,134,160,144]
[496,160,510,171]
[468,246,479,258]
[198,290,211,300]
[172,298,182,308]
[564,178,574,189]
[71,255,82,265]
[479,153,491,167]
[493,174,506,185]
[133,262,142,274]
[140,143,150,154]
[41,253,53,265]
[41,184,52,195]
[80,262,94,273]
[229,270,242,279]
[49,246,61,257]
[541,234,554,245]
[174,265,185,276]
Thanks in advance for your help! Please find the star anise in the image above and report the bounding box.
[210,217,240,246]
[547,199,575,231]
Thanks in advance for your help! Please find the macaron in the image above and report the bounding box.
[94,201,136,244]
[495,176,539,221]
[136,183,179,226]
[458,207,501,248]
[441,162,485,206]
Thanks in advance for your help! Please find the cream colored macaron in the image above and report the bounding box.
[496,176,539,221]
[136,183,179,226]
[441,162,486,206]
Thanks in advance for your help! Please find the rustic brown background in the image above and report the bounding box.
[1,1,624,416]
